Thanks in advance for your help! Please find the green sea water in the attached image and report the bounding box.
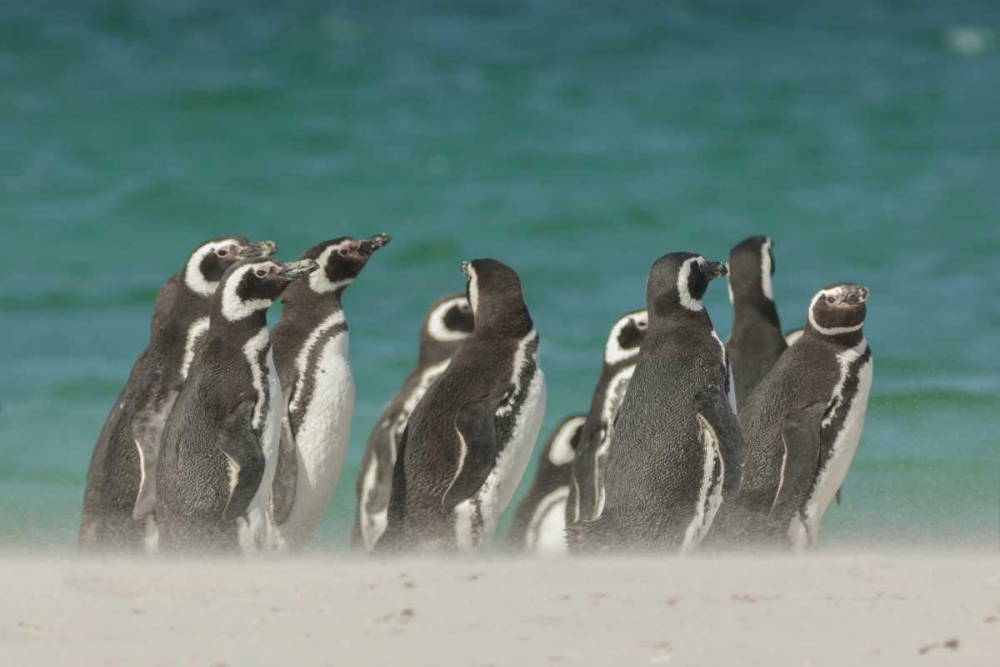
[2,0,999,550]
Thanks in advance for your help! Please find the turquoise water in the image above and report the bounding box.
[2,1,999,550]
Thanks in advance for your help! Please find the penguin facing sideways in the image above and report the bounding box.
[352,291,474,552]
[567,310,648,525]
[155,257,318,554]
[726,235,786,412]
[569,253,746,554]
[266,234,391,552]
[79,237,275,552]
[379,258,547,553]
[507,414,586,556]
[710,283,873,551]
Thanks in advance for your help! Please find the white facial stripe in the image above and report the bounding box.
[548,416,585,466]
[426,297,472,342]
[677,257,705,312]
[309,244,354,294]
[181,317,211,380]
[726,263,735,305]
[183,238,239,297]
[221,264,275,322]
[808,290,864,336]
[760,238,775,302]
[467,266,480,318]
[604,311,647,365]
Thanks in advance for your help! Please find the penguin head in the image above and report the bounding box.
[183,237,278,297]
[727,235,775,304]
[460,258,533,335]
[544,415,587,469]
[604,310,648,366]
[807,283,870,338]
[419,292,475,363]
[299,234,392,295]
[216,258,319,323]
[647,252,727,318]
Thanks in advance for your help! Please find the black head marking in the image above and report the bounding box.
[462,258,533,336]
[300,233,391,294]
[646,252,727,319]
[808,283,869,337]
[218,259,319,323]
[184,236,254,297]
[728,235,775,302]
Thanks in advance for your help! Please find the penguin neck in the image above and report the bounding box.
[208,308,270,343]
[472,307,533,340]
[148,278,212,350]
[805,324,866,350]
[649,300,714,335]
[280,281,346,320]
[732,289,781,330]
[417,340,461,369]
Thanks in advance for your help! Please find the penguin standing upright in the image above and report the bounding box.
[79,237,274,552]
[155,257,318,554]
[568,310,648,526]
[352,291,474,552]
[507,414,586,555]
[379,259,546,553]
[266,234,391,552]
[711,283,873,551]
[569,253,746,554]
[726,235,786,411]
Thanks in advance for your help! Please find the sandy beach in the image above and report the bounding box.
[2,552,997,666]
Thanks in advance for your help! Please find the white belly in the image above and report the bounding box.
[526,487,570,557]
[455,369,547,553]
[239,349,283,555]
[272,333,355,551]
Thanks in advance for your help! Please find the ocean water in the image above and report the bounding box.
[2,0,998,550]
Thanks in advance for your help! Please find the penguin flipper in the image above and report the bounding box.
[216,403,266,522]
[770,403,826,518]
[693,387,746,499]
[269,415,298,527]
[784,328,805,347]
[131,405,169,522]
[442,397,501,511]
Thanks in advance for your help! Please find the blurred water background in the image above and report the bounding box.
[1,0,998,550]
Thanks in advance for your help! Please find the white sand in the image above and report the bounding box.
[2,552,998,666]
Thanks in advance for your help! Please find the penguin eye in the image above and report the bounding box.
[216,248,229,258]
[339,247,351,257]
[255,268,268,278]
[825,295,836,304]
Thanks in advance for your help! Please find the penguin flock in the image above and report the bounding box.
[80,234,873,556]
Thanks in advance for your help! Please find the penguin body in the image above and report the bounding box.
[353,292,474,552]
[569,253,745,554]
[155,258,317,554]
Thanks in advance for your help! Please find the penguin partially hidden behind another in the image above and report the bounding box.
[507,415,586,556]
[379,259,547,554]
[726,235,786,412]
[710,283,873,551]
[569,253,746,554]
[266,234,391,552]
[79,237,274,553]
[567,310,648,526]
[155,257,318,554]
[352,292,474,553]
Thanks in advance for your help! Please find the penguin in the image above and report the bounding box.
[568,253,746,554]
[784,328,805,346]
[352,291,474,552]
[726,235,786,412]
[379,258,547,553]
[709,283,872,551]
[154,257,318,554]
[507,414,586,556]
[567,310,648,525]
[79,237,274,552]
[266,234,391,552]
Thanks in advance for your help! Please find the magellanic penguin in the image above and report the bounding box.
[568,310,648,525]
[352,292,474,553]
[155,257,318,554]
[568,253,746,554]
[726,235,786,412]
[79,237,275,553]
[507,414,586,556]
[710,283,873,551]
[379,258,547,554]
[266,234,391,552]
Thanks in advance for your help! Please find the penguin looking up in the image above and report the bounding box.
[267,234,391,552]
[726,235,786,412]
[379,258,547,553]
[79,237,275,553]
[353,291,474,553]
[710,283,873,551]
[507,414,586,556]
[569,253,746,554]
[567,310,647,525]
[155,257,318,554]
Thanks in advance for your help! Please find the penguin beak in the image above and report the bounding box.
[358,233,391,256]
[844,285,870,305]
[238,240,278,260]
[277,259,319,280]
[705,261,728,280]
